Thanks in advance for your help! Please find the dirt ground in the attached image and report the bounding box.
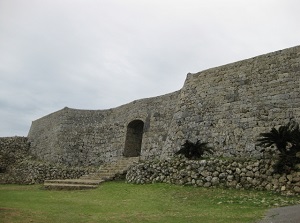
[257,204,300,223]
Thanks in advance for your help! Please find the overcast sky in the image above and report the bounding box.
[0,0,300,137]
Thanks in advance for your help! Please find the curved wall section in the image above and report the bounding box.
[28,91,180,166]
[28,45,300,166]
[28,108,69,164]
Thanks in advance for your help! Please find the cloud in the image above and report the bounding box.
[1,0,300,136]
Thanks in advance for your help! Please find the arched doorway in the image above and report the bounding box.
[124,120,144,157]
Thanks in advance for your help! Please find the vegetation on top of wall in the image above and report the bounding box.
[175,139,214,160]
[257,120,300,174]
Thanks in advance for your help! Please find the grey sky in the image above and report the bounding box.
[1,0,300,136]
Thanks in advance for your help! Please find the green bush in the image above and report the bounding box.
[257,120,300,173]
[175,139,214,160]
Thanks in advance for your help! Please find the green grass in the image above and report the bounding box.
[1,181,299,223]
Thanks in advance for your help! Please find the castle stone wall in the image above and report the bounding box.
[28,91,180,166]
[28,45,300,166]
[0,137,30,173]
[162,45,300,158]
[0,137,96,184]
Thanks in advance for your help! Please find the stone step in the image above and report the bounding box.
[43,179,104,190]
[80,174,114,180]
[44,156,139,190]
[99,162,137,168]
[81,176,112,181]
[44,183,99,190]
[44,179,103,185]
[80,173,114,179]
[83,169,126,175]
[100,168,127,173]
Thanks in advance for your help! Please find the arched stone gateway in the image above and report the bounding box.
[124,120,144,157]
[27,45,300,164]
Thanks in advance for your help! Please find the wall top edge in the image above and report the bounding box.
[187,44,300,78]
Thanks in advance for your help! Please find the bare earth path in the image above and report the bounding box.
[257,204,300,223]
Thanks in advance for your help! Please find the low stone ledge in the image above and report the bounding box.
[126,157,300,195]
[0,159,98,184]
[0,137,97,184]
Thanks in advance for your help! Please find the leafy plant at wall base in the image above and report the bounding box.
[175,139,214,160]
[257,120,300,173]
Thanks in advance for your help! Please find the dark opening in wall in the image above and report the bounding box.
[124,120,144,157]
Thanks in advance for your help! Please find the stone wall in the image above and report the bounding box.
[0,137,96,184]
[1,159,96,184]
[161,45,300,158]
[126,157,300,195]
[28,91,180,166]
[27,45,300,166]
[0,137,30,173]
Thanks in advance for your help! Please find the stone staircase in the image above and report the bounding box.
[44,157,139,190]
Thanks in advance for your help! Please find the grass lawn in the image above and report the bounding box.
[0,181,299,223]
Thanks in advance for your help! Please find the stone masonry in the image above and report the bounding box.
[126,157,300,195]
[28,91,180,166]
[0,137,97,184]
[27,45,300,167]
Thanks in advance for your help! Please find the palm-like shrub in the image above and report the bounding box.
[175,139,214,160]
[257,120,300,173]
